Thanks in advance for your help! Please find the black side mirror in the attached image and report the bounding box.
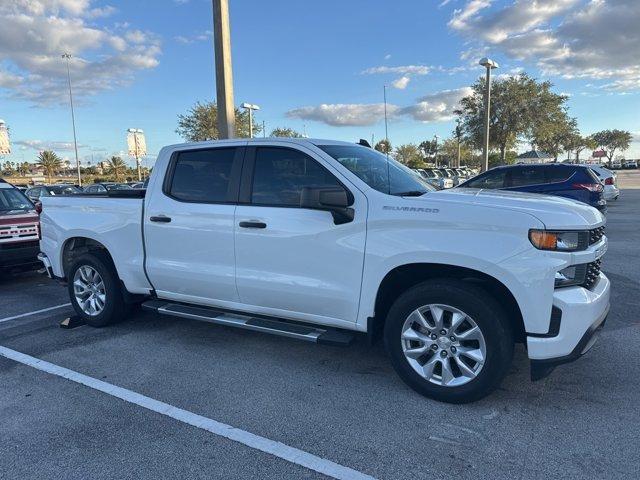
[300,187,354,225]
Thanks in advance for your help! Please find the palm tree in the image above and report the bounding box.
[107,156,128,181]
[37,150,62,183]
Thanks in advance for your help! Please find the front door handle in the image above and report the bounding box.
[239,221,267,229]
[150,215,172,223]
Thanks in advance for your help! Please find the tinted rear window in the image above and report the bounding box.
[169,148,236,202]
[544,167,573,183]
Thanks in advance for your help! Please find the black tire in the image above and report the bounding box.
[384,279,513,403]
[67,251,127,328]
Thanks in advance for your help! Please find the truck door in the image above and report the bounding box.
[144,145,244,306]
[234,144,367,325]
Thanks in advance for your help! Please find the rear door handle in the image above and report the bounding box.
[239,221,267,229]
[150,215,172,223]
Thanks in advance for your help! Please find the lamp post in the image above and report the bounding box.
[455,118,462,168]
[62,53,82,186]
[479,57,498,173]
[241,103,260,138]
[433,134,439,167]
[383,85,389,144]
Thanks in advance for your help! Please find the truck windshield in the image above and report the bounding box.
[318,144,434,196]
[0,188,33,211]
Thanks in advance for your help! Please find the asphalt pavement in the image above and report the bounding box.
[1,188,639,480]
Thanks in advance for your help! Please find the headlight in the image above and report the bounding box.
[554,265,586,287]
[529,230,589,251]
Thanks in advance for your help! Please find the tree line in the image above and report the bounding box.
[171,77,634,170]
[2,151,145,183]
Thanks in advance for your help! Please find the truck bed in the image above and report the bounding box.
[39,194,151,294]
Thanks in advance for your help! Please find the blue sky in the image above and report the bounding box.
[1,0,639,168]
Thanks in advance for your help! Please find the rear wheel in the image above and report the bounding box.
[67,252,126,327]
[384,279,513,403]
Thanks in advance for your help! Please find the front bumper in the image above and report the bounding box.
[0,241,40,269]
[527,272,610,380]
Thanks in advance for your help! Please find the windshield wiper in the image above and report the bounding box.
[394,191,426,197]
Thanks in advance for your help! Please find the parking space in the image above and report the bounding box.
[1,189,639,480]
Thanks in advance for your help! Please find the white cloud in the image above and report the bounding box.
[384,54,392,60]
[391,76,410,89]
[362,65,430,75]
[449,0,640,91]
[14,139,87,151]
[401,87,472,122]
[286,88,472,126]
[286,103,400,127]
[174,31,212,45]
[0,1,162,106]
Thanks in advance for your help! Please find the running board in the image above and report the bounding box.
[142,300,355,346]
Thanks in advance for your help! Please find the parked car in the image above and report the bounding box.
[622,159,638,169]
[419,168,454,189]
[415,169,443,190]
[610,159,622,169]
[438,168,462,186]
[39,138,610,403]
[589,165,619,201]
[83,183,133,194]
[452,168,470,183]
[458,164,607,213]
[25,184,82,206]
[0,179,40,272]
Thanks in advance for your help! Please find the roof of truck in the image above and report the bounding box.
[163,138,360,151]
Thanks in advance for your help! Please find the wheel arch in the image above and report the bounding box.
[61,236,117,280]
[370,263,526,344]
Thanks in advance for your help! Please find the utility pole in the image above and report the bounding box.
[212,0,235,139]
[433,134,439,167]
[383,85,389,144]
[456,118,462,167]
[262,120,266,138]
[479,58,498,173]
[62,53,81,186]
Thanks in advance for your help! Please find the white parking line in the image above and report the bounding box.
[0,303,71,324]
[0,346,376,480]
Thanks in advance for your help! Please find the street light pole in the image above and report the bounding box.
[241,103,260,138]
[456,118,462,168]
[383,85,389,144]
[433,134,439,167]
[212,0,235,139]
[479,57,498,173]
[62,53,81,186]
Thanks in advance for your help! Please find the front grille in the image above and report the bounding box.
[589,226,605,245]
[0,240,39,250]
[582,259,602,290]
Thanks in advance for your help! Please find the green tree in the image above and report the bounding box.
[439,138,473,166]
[592,129,633,166]
[2,161,15,176]
[106,156,128,181]
[532,116,578,161]
[37,150,63,183]
[457,73,571,163]
[18,162,30,176]
[176,101,262,141]
[374,139,392,154]
[394,144,424,168]
[270,127,303,137]
[418,139,437,161]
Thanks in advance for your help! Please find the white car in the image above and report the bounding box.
[38,138,610,403]
[590,165,619,201]
[623,159,638,169]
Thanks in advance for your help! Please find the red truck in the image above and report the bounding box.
[0,179,40,273]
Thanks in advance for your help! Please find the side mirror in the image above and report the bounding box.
[300,187,354,225]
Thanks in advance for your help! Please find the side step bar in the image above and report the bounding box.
[142,300,355,347]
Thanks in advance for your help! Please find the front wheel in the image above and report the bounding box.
[384,279,514,403]
[67,251,127,327]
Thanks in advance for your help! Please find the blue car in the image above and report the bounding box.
[459,164,607,213]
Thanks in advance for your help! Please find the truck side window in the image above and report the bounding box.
[251,147,341,207]
[169,148,236,202]
[465,170,506,189]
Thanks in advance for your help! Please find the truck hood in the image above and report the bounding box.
[427,188,605,229]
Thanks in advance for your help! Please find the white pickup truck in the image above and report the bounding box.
[38,138,610,403]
